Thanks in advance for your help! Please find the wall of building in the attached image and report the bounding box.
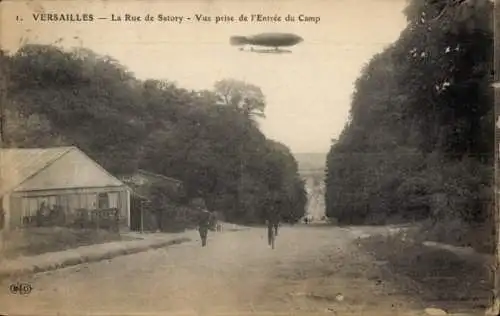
[7,186,129,229]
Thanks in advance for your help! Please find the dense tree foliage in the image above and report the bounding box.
[1,45,306,225]
[325,0,493,226]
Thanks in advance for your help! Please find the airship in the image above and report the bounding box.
[230,32,303,53]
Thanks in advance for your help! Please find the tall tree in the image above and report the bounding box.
[325,0,493,227]
[3,45,306,225]
[214,79,266,120]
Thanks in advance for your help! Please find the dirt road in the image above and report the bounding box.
[0,226,430,315]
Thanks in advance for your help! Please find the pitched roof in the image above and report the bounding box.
[0,146,125,195]
[120,169,183,201]
[0,147,73,196]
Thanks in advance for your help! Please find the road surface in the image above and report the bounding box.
[0,226,428,315]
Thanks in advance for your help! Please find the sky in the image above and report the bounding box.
[1,0,408,154]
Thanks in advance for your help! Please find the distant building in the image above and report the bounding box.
[120,169,184,200]
[299,169,326,222]
[119,169,186,231]
[0,146,131,230]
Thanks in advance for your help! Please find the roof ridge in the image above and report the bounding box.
[0,146,126,196]
[137,169,182,183]
[0,145,76,149]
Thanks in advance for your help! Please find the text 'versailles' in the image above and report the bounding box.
[32,13,95,22]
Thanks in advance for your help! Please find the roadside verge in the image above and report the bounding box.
[356,229,492,315]
[0,223,248,281]
[0,233,192,281]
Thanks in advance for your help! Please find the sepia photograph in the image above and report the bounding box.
[0,0,496,315]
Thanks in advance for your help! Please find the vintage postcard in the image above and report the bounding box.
[0,0,496,315]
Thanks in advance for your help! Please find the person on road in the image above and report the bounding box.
[266,208,280,247]
[266,219,274,246]
[198,209,211,247]
[0,208,4,231]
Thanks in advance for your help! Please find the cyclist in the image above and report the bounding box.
[266,207,280,247]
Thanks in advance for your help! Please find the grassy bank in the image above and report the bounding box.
[359,229,493,314]
[0,227,135,259]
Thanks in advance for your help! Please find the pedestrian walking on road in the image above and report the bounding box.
[198,209,211,247]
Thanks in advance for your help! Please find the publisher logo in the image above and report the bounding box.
[9,282,32,295]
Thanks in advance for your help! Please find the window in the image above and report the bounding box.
[98,192,109,209]
[26,198,39,217]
